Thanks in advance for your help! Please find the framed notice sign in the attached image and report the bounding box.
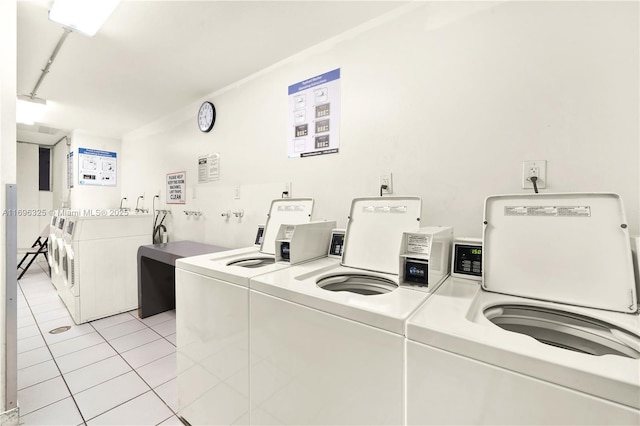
[167,171,186,204]
[78,147,116,186]
[287,68,341,158]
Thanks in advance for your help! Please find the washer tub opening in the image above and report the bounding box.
[317,274,397,296]
[485,304,640,359]
[227,257,275,268]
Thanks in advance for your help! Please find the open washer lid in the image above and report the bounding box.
[483,193,637,313]
[259,198,314,255]
[342,196,421,275]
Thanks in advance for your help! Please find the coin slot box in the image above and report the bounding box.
[274,221,337,264]
[399,226,453,291]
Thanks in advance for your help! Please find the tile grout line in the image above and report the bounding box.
[71,320,150,424]
[21,265,180,424]
[85,321,180,423]
[17,273,89,425]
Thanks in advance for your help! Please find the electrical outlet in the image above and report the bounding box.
[522,160,547,189]
[380,173,393,195]
[283,182,292,198]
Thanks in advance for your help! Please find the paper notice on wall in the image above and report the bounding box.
[167,171,186,204]
[287,68,341,158]
[198,153,220,183]
[77,148,116,186]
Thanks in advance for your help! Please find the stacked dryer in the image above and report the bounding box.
[58,214,152,324]
[47,214,59,281]
[406,193,640,425]
[52,214,67,292]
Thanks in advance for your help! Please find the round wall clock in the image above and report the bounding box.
[197,101,216,132]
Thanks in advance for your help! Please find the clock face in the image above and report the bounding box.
[198,101,216,132]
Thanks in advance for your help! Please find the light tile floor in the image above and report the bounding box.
[17,261,183,425]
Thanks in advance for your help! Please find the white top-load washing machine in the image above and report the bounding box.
[175,198,327,426]
[58,214,152,324]
[248,196,452,425]
[406,193,640,425]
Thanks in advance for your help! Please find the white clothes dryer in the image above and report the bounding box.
[406,193,640,425]
[51,215,67,292]
[47,214,59,282]
[175,198,317,426]
[58,214,152,324]
[249,197,451,425]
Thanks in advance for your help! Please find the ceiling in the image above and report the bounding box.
[17,0,405,146]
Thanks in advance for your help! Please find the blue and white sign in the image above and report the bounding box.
[288,68,341,158]
[78,147,117,186]
[67,151,74,189]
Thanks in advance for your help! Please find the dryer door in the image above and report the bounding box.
[64,245,78,296]
[48,235,56,268]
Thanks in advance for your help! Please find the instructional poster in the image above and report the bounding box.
[198,153,220,183]
[78,148,116,186]
[287,68,341,158]
[167,171,186,204]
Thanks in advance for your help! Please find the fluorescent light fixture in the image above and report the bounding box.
[16,96,48,126]
[49,0,121,37]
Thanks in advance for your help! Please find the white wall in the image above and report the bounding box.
[122,2,639,249]
[0,0,17,419]
[68,130,122,210]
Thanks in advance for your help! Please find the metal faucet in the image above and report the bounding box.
[119,197,127,209]
[135,195,144,213]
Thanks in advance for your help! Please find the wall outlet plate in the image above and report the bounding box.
[380,173,393,194]
[283,182,292,198]
[522,160,546,189]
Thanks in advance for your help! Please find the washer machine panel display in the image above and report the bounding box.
[453,244,482,277]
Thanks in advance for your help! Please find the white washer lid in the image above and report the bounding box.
[483,193,637,313]
[260,198,314,255]
[342,196,421,275]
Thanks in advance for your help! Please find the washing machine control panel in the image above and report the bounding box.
[58,218,65,230]
[328,230,345,258]
[452,239,482,279]
[66,221,75,237]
